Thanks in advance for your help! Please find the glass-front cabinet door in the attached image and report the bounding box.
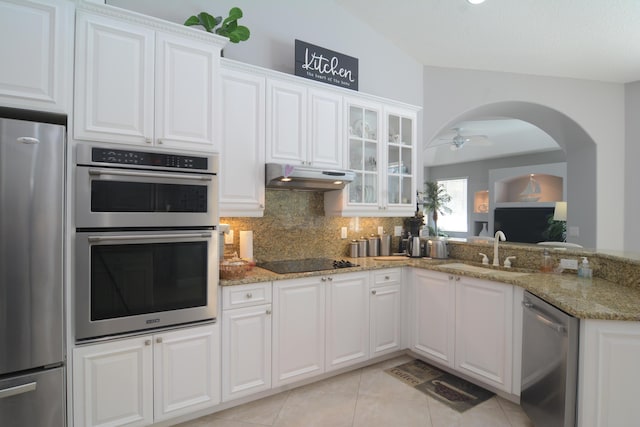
[386,110,415,208]
[347,102,380,206]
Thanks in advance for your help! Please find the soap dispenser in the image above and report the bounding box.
[578,257,592,279]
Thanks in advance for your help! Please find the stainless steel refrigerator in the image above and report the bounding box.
[0,116,65,426]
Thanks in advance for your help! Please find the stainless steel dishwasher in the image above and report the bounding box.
[521,291,579,427]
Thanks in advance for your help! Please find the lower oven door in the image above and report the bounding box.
[75,229,218,341]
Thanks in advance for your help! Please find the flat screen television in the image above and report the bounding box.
[493,207,556,244]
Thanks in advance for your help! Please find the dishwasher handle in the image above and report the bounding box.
[522,300,566,335]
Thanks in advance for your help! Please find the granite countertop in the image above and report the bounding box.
[220,256,640,322]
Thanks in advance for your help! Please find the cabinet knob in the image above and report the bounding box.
[145,137,152,144]
[156,337,163,344]
[455,276,461,281]
[321,277,327,282]
[144,340,151,346]
[327,276,333,281]
[371,290,377,295]
[246,292,253,299]
[448,275,454,280]
[384,275,390,280]
[259,204,265,209]
[266,309,272,315]
[157,139,163,145]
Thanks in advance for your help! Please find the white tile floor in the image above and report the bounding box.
[177,355,534,427]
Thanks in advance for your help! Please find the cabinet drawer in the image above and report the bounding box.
[372,269,401,287]
[223,282,272,310]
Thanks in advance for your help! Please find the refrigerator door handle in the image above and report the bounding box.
[0,381,37,399]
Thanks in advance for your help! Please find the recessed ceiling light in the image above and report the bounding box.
[467,0,486,4]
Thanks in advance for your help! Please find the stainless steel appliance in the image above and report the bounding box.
[521,291,579,427]
[265,162,355,191]
[75,145,219,341]
[0,115,65,426]
[75,144,218,228]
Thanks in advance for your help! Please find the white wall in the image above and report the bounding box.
[106,0,424,107]
[625,82,640,253]
[422,66,625,251]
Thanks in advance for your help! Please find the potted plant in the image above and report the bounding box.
[184,7,250,43]
[423,181,452,237]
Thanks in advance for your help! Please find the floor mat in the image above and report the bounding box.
[385,359,494,413]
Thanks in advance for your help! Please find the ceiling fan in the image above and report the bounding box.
[429,128,491,151]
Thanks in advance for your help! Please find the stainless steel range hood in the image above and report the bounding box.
[265,163,355,191]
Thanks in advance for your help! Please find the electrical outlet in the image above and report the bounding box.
[341,227,348,239]
[560,258,578,270]
[377,226,384,235]
[394,226,402,237]
[224,229,234,244]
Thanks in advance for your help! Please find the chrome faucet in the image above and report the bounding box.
[493,230,506,266]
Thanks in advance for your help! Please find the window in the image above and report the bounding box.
[436,178,468,233]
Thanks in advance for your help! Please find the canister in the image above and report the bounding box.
[349,240,359,258]
[379,233,391,256]
[357,238,368,258]
[367,234,380,257]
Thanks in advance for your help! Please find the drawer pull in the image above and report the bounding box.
[246,292,253,299]
[156,337,163,344]
[0,382,36,399]
[327,276,333,281]
[145,340,151,346]
[266,309,272,315]
[385,275,390,280]
[371,290,377,295]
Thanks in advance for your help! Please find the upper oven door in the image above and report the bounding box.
[75,165,218,228]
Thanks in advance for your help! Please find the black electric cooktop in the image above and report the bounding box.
[257,258,358,274]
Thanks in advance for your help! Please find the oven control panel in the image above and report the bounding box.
[91,147,209,170]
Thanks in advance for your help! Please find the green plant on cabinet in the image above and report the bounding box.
[184,8,250,43]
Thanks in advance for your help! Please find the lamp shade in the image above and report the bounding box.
[553,201,567,221]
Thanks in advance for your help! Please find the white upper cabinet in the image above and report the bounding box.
[0,0,73,113]
[325,97,419,216]
[219,63,266,216]
[74,6,225,153]
[154,32,218,152]
[266,77,343,168]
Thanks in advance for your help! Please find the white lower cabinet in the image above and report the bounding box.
[222,282,272,401]
[325,272,370,372]
[410,269,514,393]
[272,277,326,387]
[411,269,456,367]
[73,323,220,427]
[578,319,640,427]
[370,269,403,357]
[455,276,513,392]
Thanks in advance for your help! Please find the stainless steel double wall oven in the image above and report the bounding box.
[74,145,219,341]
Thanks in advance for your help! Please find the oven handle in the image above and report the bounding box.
[88,232,212,242]
[88,168,212,181]
[0,382,37,399]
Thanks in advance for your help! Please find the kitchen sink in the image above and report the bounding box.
[439,262,532,278]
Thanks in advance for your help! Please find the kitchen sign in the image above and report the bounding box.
[295,39,358,91]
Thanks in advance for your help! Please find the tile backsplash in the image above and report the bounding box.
[221,190,406,262]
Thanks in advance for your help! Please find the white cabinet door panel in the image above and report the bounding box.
[412,270,455,367]
[219,67,265,216]
[222,304,272,401]
[370,283,402,357]
[155,33,216,151]
[455,277,513,392]
[308,89,342,168]
[73,337,153,427]
[266,79,306,164]
[272,278,325,386]
[326,272,369,371]
[0,0,71,112]
[74,12,154,145]
[153,324,219,421]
